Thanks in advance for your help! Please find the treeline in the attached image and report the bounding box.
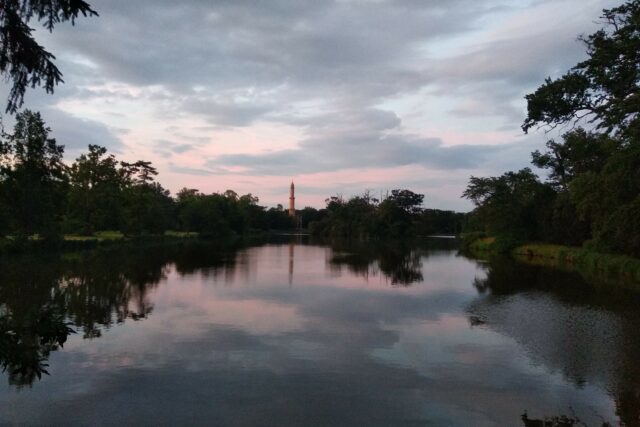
[0,110,294,240]
[310,190,464,238]
[0,111,462,242]
[463,1,640,257]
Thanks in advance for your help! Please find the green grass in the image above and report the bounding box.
[513,243,640,286]
[468,237,496,252]
[64,235,98,241]
[164,230,199,238]
[65,231,202,240]
[93,231,125,240]
[463,236,640,287]
[13,230,199,242]
[63,231,124,242]
[64,230,199,241]
[0,229,215,256]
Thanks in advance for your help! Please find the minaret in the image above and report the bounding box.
[288,181,295,217]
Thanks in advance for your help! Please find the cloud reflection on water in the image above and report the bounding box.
[0,239,630,425]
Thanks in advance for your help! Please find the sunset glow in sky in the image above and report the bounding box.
[4,0,618,210]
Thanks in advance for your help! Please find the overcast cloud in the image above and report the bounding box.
[6,0,619,210]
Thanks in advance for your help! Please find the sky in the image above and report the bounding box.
[4,0,618,211]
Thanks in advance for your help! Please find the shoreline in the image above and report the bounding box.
[464,237,640,287]
[0,231,275,255]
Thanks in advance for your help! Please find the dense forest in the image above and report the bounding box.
[0,110,294,240]
[0,111,462,242]
[463,0,640,258]
[310,191,464,239]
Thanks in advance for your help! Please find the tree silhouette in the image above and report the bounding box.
[0,109,67,239]
[522,1,640,140]
[0,0,98,113]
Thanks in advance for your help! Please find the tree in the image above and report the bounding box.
[0,0,98,113]
[67,145,125,232]
[522,1,640,140]
[121,160,158,185]
[309,190,433,238]
[237,193,265,230]
[458,1,640,255]
[570,143,640,256]
[0,110,67,238]
[387,189,424,214]
[122,182,173,235]
[120,160,173,234]
[298,206,325,229]
[463,169,553,243]
[531,129,617,189]
[416,209,465,236]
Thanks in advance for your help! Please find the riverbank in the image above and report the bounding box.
[464,236,640,287]
[0,230,274,255]
[0,232,192,254]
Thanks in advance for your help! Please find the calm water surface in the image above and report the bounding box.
[0,238,639,426]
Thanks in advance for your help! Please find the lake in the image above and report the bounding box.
[0,237,638,426]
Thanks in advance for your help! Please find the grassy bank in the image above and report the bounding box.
[0,229,280,256]
[512,244,640,286]
[466,236,496,253]
[0,231,203,255]
[462,235,640,287]
[64,230,199,242]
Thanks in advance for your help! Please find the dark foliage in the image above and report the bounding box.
[0,0,98,113]
[465,1,640,258]
[310,190,463,239]
[522,1,640,140]
[0,110,67,239]
[0,111,298,240]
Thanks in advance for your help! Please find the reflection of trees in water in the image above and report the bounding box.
[0,305,74,387]
[327,240,427,286]
[0,242,242,387]
[172,241,245,284]
[61,249,169,338]
[468,258,640,427]
[521,411,611,426]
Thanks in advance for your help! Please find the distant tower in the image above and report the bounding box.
[288,181,295,217]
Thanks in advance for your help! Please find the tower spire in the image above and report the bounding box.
[288,181,295,217]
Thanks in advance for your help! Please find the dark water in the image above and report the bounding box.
[0,238,639,426]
